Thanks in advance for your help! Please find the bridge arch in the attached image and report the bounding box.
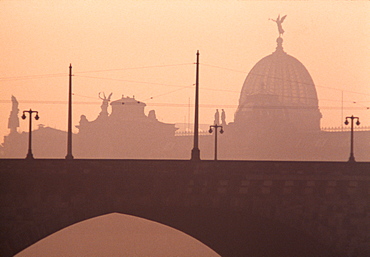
[14,209,335,257]
[15,213,219,257]
[2,159,368,256]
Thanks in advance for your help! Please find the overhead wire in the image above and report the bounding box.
[74,74,194,89]
[143,87,190,101]
[1,62,368,107]
[0,73,67,81]
[201,63,370,97]
[74,63,193,74]
[1,62,368,98]
[0,99,367,111]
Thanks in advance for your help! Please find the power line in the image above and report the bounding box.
[74,75,194,89]
[72,93,102,100]
[74,72,370,102]
[0,99,367,111]
[1,62,368,99]
[143,88,189,101]
[0,100,98,105]
[0,63,193,81]
[201,62,370,97]
[75,72,370,104]
[75,74,242,95]
[202,63,247,74]
[0,73,67,81]
[247,71,370,97]
[74,63,193,74]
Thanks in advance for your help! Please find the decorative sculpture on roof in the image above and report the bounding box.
[214,109,220,125]
[270,14,287,37]
[99,92,112,116]
[148,110,157,120]
[8,95,19,133]
[221,109,226,126]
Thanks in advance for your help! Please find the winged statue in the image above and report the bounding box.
[270,14,287,37]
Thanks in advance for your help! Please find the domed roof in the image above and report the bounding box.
[110,96,146,106]
[234,37,322,132]
[109,95,147,121]
[238,38,319,108]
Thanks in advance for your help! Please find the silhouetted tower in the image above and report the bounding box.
[66,64,74,159]
[191,51,200,161]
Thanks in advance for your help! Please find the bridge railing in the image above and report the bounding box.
[175,130,210,136]
[321,126,370,132]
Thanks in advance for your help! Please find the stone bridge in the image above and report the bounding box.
[0,159,369,257]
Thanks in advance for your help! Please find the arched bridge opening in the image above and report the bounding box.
[0,159,368,256]
[15,213,219,257]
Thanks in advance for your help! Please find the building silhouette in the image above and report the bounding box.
[1,34,369,160]
[75,95,178,158]
[221,36,369,161]
[234,37,321,133]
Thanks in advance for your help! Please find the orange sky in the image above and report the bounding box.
[1,0,369,140]
[2,1,370,255]
[15,213,219,257]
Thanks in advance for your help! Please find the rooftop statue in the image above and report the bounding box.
[8,95,19,133]
[270,14,287,37]
[99,92,112,116]
[221,109,226,126]
[214,109,220,125]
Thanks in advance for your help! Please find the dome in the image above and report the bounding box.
[239,38,319,108]
[110,96,147,120]
[235,38,322,131]
[110,95,146,107]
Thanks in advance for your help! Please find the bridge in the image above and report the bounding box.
[0,159,369,257]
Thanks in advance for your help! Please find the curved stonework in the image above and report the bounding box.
[235,38,322,132]
[1,159,369,257]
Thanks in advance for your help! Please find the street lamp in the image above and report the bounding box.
[21,109,39,159]
[344,115,360,162]
[209,124,224,160]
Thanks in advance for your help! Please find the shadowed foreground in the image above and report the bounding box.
[0,159,369,256]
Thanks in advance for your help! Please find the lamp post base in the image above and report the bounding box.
[191,148,200,161]
[348,155,356,162]
[26,152,34,159]
[65,154,74,160]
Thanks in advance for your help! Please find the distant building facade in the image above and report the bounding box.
[222,36,369,161]
[1,31,369,161]
[74,95,179,158]
[234,37,322,133]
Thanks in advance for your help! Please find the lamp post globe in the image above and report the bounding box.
[22,109,39,159]
[344,115,360,162]
[209,124,224,161]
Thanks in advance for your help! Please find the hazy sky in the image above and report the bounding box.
[1,0,369,139]
[3,1,370,255]
[15,213,219,257]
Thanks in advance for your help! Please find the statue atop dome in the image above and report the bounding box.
[270,14,287,37]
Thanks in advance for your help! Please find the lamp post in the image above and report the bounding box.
[66,64,74,159]
[344,115,360,162]
[21,109,39,159]
[209,124,224,160]
[191,51,200,161]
